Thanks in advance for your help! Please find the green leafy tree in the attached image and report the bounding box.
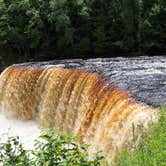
[0,0,165,59]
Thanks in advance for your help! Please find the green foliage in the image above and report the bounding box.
[0,136,30,166]
[0,129,105,166]
[0,0,165,58]
[115,106,166,166]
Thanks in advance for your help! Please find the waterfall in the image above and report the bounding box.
[0,66,159,163]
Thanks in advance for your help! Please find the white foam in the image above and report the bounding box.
[0,112,40,150]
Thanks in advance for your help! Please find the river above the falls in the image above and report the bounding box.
[14,56,166,107]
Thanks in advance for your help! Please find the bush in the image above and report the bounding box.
[0,130,105,166]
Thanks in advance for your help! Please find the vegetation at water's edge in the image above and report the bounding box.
[115,106,166,166]
[0,130,105,166]
[0,107,165,166]
[0,0,165,66]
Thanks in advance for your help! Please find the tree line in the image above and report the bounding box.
[0,0,165,60]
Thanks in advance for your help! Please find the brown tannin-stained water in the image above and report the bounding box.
[0,64,160,164]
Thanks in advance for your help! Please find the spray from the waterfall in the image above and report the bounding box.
[0,66,159,163]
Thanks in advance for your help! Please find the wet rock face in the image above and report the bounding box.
[14,56,166,107]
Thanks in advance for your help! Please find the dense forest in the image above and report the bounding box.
[0,0,165,63]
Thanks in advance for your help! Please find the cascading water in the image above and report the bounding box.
[0,66,159,163]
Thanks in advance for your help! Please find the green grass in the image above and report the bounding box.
[115,106,166,166]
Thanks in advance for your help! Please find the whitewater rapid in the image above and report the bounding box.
[0,112,40,149]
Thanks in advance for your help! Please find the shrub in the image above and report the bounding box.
[0,130,105,166]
